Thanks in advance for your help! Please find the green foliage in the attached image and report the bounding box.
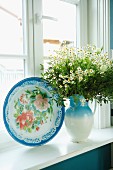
[41,44,113,105]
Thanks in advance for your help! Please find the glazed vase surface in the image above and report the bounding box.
[65,95,94,142]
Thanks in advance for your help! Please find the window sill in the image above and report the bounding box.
[0,125,113,170]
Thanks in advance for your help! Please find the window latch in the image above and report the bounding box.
[34,13,58,24]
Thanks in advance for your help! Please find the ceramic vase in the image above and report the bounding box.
[65,95,94,142]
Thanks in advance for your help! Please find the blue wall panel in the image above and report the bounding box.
[42,144,111,170]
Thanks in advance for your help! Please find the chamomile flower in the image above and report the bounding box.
[67,79,71,83]
[69,63,72,66]
[78,76,83,82]
[59,85,63,88]
[70,76,74,80]
[70,70,73,73]
[65,84,68,88]
[59,74,63,78]
[63,80,67,84]
[51,69,54,73]
[89,69,94,74]
[84,69,88,75]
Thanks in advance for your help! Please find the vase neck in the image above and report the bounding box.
[69,95,88,107]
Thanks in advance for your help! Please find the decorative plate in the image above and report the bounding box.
[3,77,65,146]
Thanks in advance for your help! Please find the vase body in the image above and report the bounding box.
[65,95,94,142]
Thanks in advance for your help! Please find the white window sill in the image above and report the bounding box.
[0,125,113,170]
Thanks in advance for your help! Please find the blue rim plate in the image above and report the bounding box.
[3,77,65,146]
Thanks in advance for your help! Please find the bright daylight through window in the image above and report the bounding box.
[42,0,76,69]
[0,0,25,129]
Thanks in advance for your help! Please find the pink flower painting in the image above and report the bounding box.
[34,94,50,112]
[16,110,34,130]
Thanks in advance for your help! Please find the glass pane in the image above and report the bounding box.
[0,0,25,130]
[0,58,24,129]
[0,0,23,54]
[43,0,76,58]
[43,0,58,18]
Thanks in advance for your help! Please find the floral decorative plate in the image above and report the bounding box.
[3,77,65,146]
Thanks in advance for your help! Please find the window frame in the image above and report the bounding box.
[0,0,111,148]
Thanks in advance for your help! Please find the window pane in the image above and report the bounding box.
[0,0,25,130]
[42,0,76,69]
[0,0,23,54]
[0,58,24,129]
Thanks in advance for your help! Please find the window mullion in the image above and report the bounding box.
[22,0,28,55]
[33,0,43,77]
[25,0,35,77]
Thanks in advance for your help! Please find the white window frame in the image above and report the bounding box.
[26,0,43,77]
[0,0,111,149]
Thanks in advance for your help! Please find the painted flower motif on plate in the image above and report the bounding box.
[14,86,53,133]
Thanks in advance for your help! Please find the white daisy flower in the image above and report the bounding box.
[89,69,94,73]
[78,76,83,82]
[59,85,63,88]
[65,84,68,88]
[69,63,72,66]
[77,67,82,71]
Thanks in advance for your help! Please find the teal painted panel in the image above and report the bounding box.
[42,144,111,170]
